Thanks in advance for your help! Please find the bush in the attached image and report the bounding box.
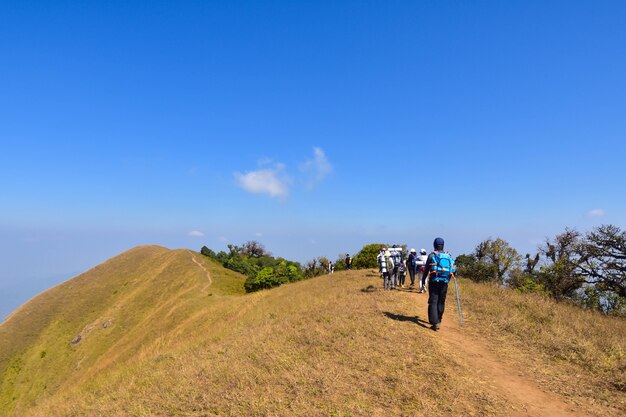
[353,244,386,269]
[224,255,259,278]
[200,246,216,259]
[464,238,521,284]
[508,270,545,294]
[274,261,304,283]
[244,267,284,292]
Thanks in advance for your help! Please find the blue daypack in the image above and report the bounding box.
[430,252,456,282]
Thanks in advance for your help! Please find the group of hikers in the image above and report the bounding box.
[377,246,429,292]
[377,237,456,331]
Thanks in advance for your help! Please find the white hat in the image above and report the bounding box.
[420,248,427,254]
[410,248,416,253]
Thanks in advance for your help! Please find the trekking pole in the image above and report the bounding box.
[452,274,464,327]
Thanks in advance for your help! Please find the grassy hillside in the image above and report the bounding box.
[0,246,245,416]
[1,248,624,416]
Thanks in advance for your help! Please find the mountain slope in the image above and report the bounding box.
[0,245,244,415]
[1,248,624,416]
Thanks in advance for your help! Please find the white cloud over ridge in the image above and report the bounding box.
[300,147,332,189]
[588,208,605,217]
[235,147,331,198]
[234,165,291,197]
[189,230,205,237]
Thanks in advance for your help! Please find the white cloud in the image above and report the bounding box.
[189,230,205,237]
[255,232,263,237]
[588,208,605,217]
[300,147,332,189]
[234,165,291,197]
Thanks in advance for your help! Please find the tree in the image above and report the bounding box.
[465,238,521,284]
[353,243,386,269]
[579,225,626,300]
[224,254,259,278]
[454,254,476,277]
[484,238,521,284]
[244,267,283,292]
[334,254,347,271]
[524,253,540,274]
[537,229,585,300]
[303,258,320,278]
[577,225,626,314]
[200,246,217,259]
[240,240,270,258]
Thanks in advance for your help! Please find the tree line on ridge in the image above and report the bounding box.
[200,224,625,316]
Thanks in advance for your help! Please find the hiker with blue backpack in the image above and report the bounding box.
[426,237,456,331]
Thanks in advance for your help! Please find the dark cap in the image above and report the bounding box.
[433,237,445,250]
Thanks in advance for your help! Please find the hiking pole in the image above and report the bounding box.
[452,274,464,327]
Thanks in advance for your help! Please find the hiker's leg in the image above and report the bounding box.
[408,268,415,285]
[428,281,441,324]
[437,282,449,322]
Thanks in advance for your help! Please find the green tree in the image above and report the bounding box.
[224,254,259,278]
[317,257,331,273]
[508,269,545,294]
[454,254,475,277]
[579,225,626,302]
[538,229,585,300]
[200,246,216,259]
[244,267,283,292]
[334,255,346,271]
[466,238,521,284]
[353,244,384,269]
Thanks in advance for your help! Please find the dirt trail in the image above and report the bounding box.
[188,251,212,292]
[419,293,590,417]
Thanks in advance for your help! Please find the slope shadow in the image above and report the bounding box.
[395,286,421,293]
[383,311,431,329]
[361,285,378,292]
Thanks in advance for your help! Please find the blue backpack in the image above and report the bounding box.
[430,252,456,282]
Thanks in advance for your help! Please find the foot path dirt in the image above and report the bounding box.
[418,295,590,417]
[188,251,212,292]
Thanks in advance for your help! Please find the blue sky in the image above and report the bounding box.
[1,0,625,320]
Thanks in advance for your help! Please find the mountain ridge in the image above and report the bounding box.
[1,246,624,416]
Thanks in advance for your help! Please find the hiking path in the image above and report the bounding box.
[414,290,590,417]
[188,251,213,293]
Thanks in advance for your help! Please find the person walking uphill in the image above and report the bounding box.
[407,249,418,287]
[417,248,428,293]
[377,247,393,290]
[345,254,353,270]
[426,237,456,331]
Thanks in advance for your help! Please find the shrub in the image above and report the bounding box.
[244,267,284,292]
[353,244,386,269]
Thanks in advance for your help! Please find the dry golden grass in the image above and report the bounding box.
[2,249,625,417]
[458,280,626,416]
[26,270,507,417]
[0,246,244,416]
